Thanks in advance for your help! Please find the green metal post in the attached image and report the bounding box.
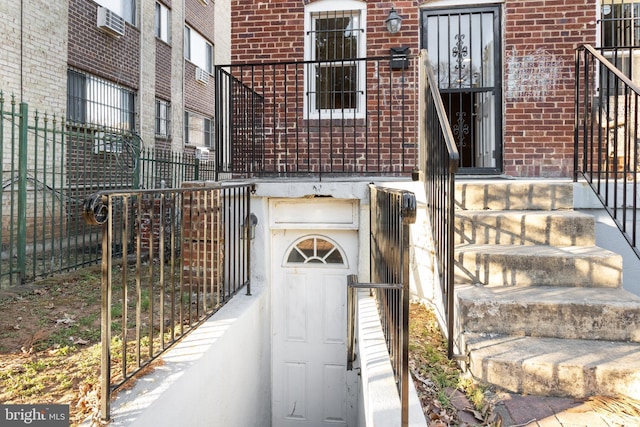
[194,157,200,181]
[17,102,28,283]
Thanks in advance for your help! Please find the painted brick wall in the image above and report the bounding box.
[503,0,597,177]
[0,1,68,115]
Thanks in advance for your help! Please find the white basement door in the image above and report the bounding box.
[272,231,359,427]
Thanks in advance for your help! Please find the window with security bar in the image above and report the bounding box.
[598,1,640,93]
[155,99,170,137]
[67,69,136,132]
[305,2,366,118]
[600,1,640,48]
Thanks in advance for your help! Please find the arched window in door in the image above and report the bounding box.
[284,235,347,266]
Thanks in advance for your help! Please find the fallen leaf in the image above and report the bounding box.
[55,313,76,326]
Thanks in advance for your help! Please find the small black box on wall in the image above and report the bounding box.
[390,46,410,70]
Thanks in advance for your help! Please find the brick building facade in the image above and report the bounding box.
[2,0,225,154]
[230,0,598,178]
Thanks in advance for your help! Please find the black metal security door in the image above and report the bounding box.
[421,6,502,173]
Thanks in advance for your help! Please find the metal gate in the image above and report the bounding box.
[421,6,502,173]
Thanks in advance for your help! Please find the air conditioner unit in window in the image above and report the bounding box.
[195,147,210,162]
[97,6,125,37]
[94,132,124,154]
[195,67,209,85]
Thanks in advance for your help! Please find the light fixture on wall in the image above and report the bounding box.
[385,7,403,34]
[241,213,258,240]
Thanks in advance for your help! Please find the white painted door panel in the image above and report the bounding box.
[272,230,358,427]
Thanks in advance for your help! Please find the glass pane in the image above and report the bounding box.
[315,65,357,110]
[286,237,344,265]
[427,12,495,90]
[314,15,358,61]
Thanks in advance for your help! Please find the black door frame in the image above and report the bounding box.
[421,5,503,174]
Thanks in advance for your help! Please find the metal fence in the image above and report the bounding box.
[419,51,460,358]
[575,44,640,259]
[0,92,214,287]
[82,182,253,421]
[347,184,416,427]
[214,56,419,179]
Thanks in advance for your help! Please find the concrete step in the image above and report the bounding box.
[456,284,640,342]
[462,333,640,400]
[455,180,573,211]
[455,244,623,287]
[455,210,595,246]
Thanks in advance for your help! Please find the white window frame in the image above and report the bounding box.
[155,2,171,44]
[184,26,214,73]
[155,99,170,137]
[304,0,367,120]
[184,110,212,147]
[95,0,136,25]
[67,69,136,131]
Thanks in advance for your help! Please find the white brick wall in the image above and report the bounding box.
[215,0,232,65]
[0,1,67,116]
[140,0,157,150]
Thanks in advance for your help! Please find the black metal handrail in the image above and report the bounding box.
[346,184,415,427]
[575,44,640,259]
[420,50,460,358]
[83,182,253,421]
[214,56,419,179]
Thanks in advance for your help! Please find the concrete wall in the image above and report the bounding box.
[355,289,427,427]
[104,281,271,427]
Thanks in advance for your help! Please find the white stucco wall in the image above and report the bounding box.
[102,281,271,427]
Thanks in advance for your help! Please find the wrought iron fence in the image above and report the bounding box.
[575,44,640,259]
[347,184,416,427]
[420,51,460,358]
[214,56,419,179]
[82,182,253,421]
[0,92,215,287]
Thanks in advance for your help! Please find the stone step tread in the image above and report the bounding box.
[455,244,622,287]
[456,284,640,305]
[455,209,594,219]
[456,285,640,342]
[463,333,640,399]
[455,244,619,258]
[455,180,574,211]
[455,210,595,246]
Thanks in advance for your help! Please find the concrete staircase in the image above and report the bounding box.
[454,180,640,400]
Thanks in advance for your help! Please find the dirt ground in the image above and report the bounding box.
[0,265,489,426]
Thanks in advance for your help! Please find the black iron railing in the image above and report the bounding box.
[347,184,416,427]
[83,183,253,421]
[420,51,460,358]
[214,56,419,179]
[575,44,640,259]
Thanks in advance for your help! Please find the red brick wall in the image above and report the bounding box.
[231,0,598,178]
[230,1,421,175]
[231,0,420,63]
[181,184,223,288]
[503,1,596,177]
